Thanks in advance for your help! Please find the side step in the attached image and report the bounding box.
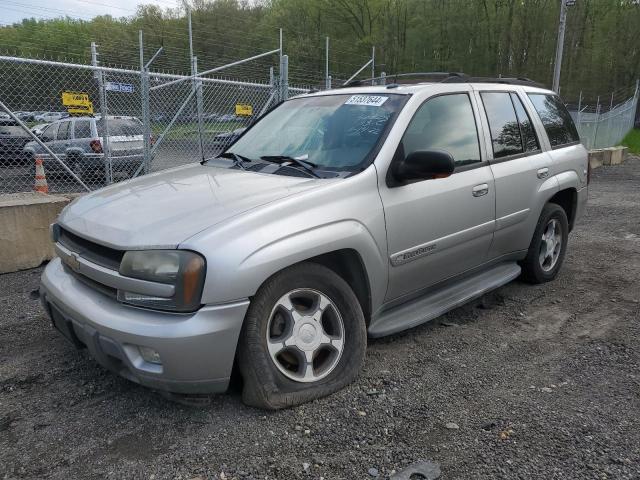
[368,262,521,338]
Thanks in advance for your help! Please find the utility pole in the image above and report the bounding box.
[552,0,574,92]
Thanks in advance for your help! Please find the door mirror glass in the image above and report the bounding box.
[394,150,455,182]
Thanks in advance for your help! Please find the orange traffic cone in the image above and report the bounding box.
[34,156,49,194]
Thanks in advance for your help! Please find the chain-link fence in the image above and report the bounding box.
[567,82,639,150]
[0,53,309,194]
[2,46,638,195]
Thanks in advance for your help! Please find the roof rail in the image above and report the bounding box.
[441,76,545,88]
[338,72,545,89]
[341,72,466,88]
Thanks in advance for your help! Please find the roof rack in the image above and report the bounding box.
[339,72,545,89]
[341,72,465,88]
[441,75,545,88]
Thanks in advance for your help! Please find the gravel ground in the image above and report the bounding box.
[1,157,639,480]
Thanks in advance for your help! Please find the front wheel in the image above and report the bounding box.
[238,263,367,409]
[520,203,569,284]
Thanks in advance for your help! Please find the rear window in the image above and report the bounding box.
[527,94,580,148]
[96,118,142,137]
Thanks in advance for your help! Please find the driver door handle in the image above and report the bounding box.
[472,183,489,197]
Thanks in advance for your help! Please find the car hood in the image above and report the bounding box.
[58,163,327,249]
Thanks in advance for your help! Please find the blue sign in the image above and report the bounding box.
[105,82,134,93]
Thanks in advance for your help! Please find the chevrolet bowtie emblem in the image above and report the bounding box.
[66,252,81,272]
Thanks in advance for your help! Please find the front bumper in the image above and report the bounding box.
[40,257,249,394]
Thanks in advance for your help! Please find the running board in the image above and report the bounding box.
[368,262,521,338]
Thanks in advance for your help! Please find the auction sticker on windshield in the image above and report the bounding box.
[344,95,388,107]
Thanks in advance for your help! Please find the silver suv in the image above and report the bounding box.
[24,115,146,180]
[40,78,588,409]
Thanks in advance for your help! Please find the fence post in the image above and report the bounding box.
[371,46,375,85]
[325,36,330,90]
[188,10,205,162]
[92,41,112,184]
[633,79,639,131]
[139,31,152,175]
[593,96,601,149]
[576,90,582,126]
[381,71,386,86]
[193,56,205,162]
[280,54,289,101]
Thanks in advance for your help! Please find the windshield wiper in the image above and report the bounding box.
[217,151,252,170]
[259,155,321,178]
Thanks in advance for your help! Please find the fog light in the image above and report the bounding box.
[139,346,162,365]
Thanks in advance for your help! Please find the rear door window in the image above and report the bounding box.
[480,92,523,159]
[510,93,540,152]
[74,120,92,139]
[57,121,71,140]
[527,93,580,147]
[96,118,143,137]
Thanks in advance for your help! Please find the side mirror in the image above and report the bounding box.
[393,150,455,182]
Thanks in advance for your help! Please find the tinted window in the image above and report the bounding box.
[402,93,481,166]
[40,123,58,142]
[527,94,580,147]
[74,120,92,139]
[510,93,539,152]
[57,121,71,140]
[481,92,522,158]
[96,118,143,137]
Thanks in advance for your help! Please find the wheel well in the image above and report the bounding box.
[306,249,372,326]
[549,188,577,231]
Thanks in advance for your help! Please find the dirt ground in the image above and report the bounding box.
[1,157,639,480]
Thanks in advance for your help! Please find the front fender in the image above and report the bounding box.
[238,220,386,305]
[181,167,389,309]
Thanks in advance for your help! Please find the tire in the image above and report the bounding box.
[520,203,569,284]
[238,262,367,410]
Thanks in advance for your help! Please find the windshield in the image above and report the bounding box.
[226,93,406,173]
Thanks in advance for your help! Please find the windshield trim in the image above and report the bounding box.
[219,92,412,176]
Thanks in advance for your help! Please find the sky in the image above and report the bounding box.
[0,0,181,25]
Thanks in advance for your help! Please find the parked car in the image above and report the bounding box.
[24,116,146,180]
[40,77,588,409]
[0,125,31,165]
[31,123,50,136]
[0,118,18,126]
[211,127,246,150]
[35,112,69,123]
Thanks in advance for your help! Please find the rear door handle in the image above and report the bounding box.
[472,183,489,197]
[537,167,549,179]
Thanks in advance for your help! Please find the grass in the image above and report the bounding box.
[622,128,640,155]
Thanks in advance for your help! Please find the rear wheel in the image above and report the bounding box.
[238,263,366,409]
[520,203,569,284]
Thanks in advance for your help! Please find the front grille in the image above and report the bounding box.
[58,228,124,270]
[66,265,118,299]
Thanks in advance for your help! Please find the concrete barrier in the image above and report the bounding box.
[0,192,70,274]
[589,150,605,170]
[589,145,628,170]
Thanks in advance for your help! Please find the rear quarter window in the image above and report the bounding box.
[527,94,580,148]
[96,119,143,137]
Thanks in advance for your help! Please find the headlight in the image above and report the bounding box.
[118,250,206,312]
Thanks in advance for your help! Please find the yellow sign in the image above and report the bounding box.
[62,91,91,108]
[67,104,94,115]
[235,103,253,116]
